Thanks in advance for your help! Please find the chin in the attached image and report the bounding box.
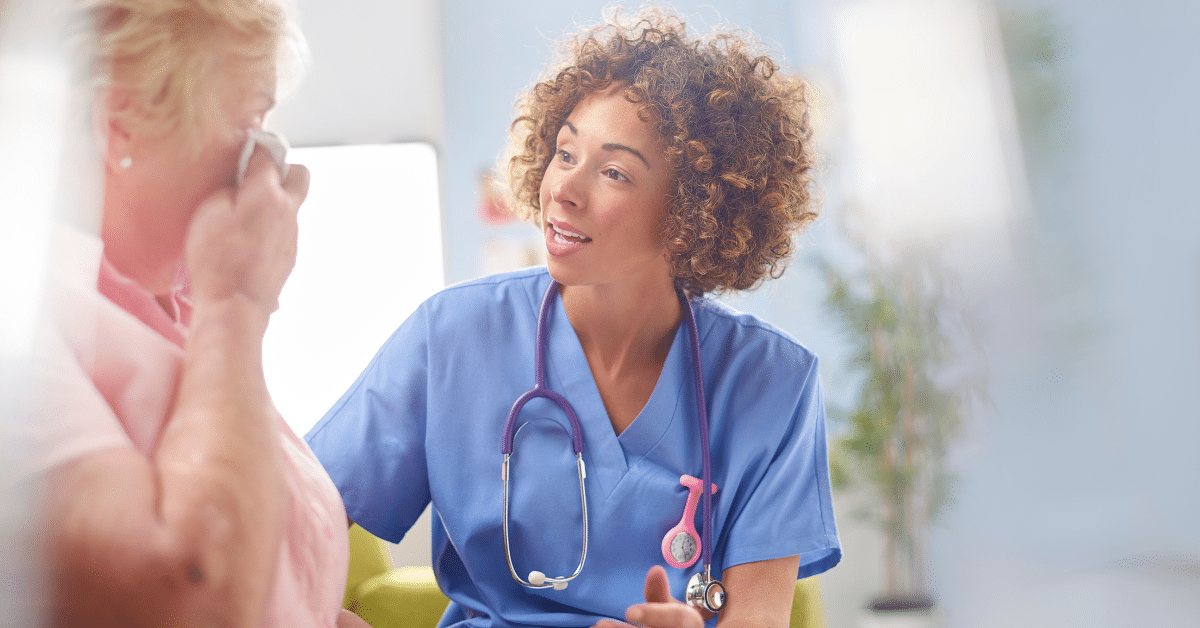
[545,259,583,286]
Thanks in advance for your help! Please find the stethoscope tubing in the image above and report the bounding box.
[501,282,588,589]
[502,447,589,589]
[500,280,719,599]
[501,282,584,455]
[677,284,715,570]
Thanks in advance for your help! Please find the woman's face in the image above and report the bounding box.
[538,87,675,293]
[105,59,276,291]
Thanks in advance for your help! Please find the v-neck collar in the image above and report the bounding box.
[542,287,688,500]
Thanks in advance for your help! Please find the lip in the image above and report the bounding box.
[544,217,593,257]
[548,218,591,240]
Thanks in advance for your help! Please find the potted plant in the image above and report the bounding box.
[817,229,985,627]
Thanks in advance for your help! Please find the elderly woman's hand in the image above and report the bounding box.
[186,144,310,314]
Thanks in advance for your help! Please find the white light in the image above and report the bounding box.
[831,0,1022,267]
[262,143,445,436]
[0,56,67,357]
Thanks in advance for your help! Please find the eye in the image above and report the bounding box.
[556,149,575,165]
[602,168,628,182]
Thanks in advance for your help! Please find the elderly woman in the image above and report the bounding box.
[31,1,367,626]
[307,8,840,628]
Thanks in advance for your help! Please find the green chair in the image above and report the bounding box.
[344,524,450,628]
[791,576,825,628]
[344,524,824,628]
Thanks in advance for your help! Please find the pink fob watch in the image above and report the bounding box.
[662,474,718,569]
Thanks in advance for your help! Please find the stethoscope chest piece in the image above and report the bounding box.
[686,569,726,613]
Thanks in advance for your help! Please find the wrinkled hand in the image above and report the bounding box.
[593,566,709,628]
[186,145,310,313]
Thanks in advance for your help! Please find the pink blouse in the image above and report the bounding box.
[32,226,349,628]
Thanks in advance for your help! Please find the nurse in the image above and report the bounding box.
[306,8,840,628]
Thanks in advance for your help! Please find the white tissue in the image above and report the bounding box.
[236,129,290,185]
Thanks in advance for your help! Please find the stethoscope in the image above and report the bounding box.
[500,281,727,614]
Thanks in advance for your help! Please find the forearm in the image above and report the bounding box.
[43,296,288,627]
[154,295,286,624]
[713,557,800,628]
[713,613,791,628]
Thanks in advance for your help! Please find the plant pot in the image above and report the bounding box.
[857,596,940,628]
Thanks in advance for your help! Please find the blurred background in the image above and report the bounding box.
[4,0,1198,626]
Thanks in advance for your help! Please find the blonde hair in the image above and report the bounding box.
[79,0,304,150]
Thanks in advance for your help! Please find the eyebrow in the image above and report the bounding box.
[562,120,653,170]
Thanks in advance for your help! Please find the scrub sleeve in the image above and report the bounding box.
[694,314,841,578]
[305,302,434,542]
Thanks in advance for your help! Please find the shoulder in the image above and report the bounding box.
[692,296,819,378]
[395,267,551,349]
[419,267,550,319]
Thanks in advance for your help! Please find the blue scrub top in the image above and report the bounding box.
[306,268,840,628]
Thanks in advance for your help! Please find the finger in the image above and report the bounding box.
[280,162,311,205]
[592,620,633,628]
[626,602,703,628]
[643,565,674,604]
[241,142,283,187]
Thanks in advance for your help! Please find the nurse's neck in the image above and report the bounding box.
[561,280,682,435]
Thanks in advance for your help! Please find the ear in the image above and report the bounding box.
[96,87,136,173]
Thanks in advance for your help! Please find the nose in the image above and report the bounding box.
[547,166,583,209]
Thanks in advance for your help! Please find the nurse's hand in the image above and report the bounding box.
[594,565,710,628]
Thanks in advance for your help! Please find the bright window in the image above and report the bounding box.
[263,143,445,436]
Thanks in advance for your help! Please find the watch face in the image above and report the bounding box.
[669,531,698,564]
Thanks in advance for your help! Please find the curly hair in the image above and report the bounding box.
[507,7,817,294]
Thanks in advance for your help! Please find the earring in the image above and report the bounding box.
[118,156,132,169]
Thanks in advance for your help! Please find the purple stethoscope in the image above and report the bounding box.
[500,282,727,613]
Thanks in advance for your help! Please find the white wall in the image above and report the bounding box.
[263,143,444,438]
[269,0,444,147]
[933,0,1200,625]
[260,142,444,568]
[264,0,448,567]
